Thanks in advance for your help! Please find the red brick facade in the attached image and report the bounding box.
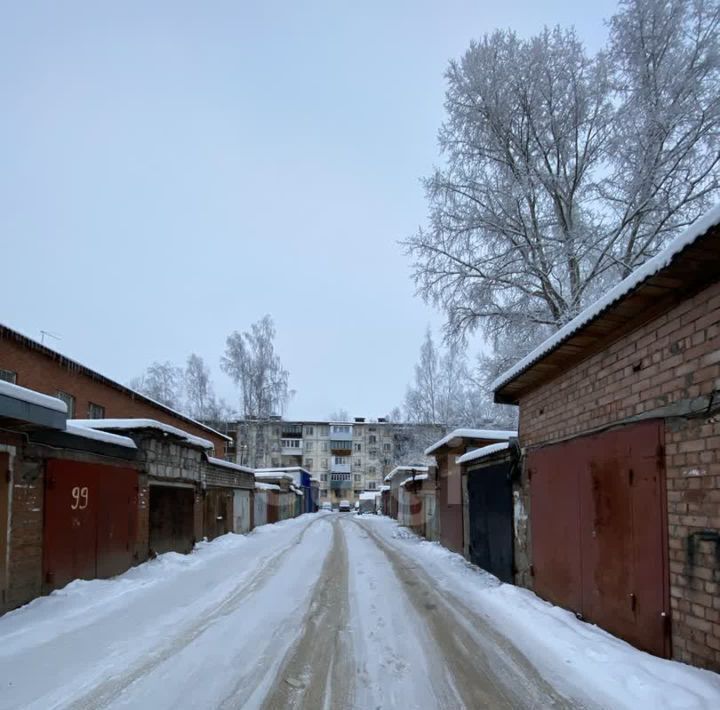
[516,279,720,670]
[0,329,227,455]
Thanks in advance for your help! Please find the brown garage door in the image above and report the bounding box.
[528,420,669,658]
[44,459,138,590]
[149,484,196,555]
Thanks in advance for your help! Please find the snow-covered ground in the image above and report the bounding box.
[1,513,719,709]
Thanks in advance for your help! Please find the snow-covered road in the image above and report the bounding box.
[2,513,720,709]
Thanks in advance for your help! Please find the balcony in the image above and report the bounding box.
[330,479,352,490]
[330,440,352,454]
[281,438,303,456]
[282,424,303,438]
[329,425,352,440]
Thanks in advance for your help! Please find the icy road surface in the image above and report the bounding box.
[2,513,720,710]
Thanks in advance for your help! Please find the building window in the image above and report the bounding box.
[87,402,105,419]
[331,424,351,434]
[320,426,328,437]
[271,457,280,467]
[368,466,376,475]
[281,438,301,449]
[383,443,391,452]
[305,441,314,452]
[306,458,313,469]
[369,448,378,458]
[331,472,351,481]
[369,435,377,444]
[305,425,314,436]
[354,489,362,496]
[334,456,349,465]
[56,391,75,418]
[321,473,328,481]
[0,369,17,384]
[354,443,361,452]
[354,458,362,468]
[354,474,361,482]
[321,488,328,496]
[367,481,377,490]
[274,427,280,436]
[322,458,328,469]
[322,441,328,452]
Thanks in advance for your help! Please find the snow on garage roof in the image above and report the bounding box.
[492,202,720,395]
[359,491,379,500]
[456,442,509,465]
[64,423,137,449]
[424,429,517,456]
[255,482,281,491]
[69,418,214,450]
[400,473,429,487]
[384,465,429,482]
[205,456,255,475]
[254,470,294,482]
[0,380,67,413]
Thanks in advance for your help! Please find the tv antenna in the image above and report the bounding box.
[40,330,61,345]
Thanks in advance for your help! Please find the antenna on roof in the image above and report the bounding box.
[40,330,61,345]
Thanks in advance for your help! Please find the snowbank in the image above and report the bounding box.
[362,516,720,710]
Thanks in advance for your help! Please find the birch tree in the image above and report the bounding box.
[130,361,184,410]
[221,315,291,418]
[405,0,720,355]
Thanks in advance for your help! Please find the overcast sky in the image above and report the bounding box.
[0,0,617,420]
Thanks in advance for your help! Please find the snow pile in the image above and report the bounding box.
[362,516,720,710]
[425,428,517,455]
[64,423,137,449]
[69,418,214,450]
[0,380,67,413]
[456,442,509,465]
[493,202,720,394]
[205,456,254,475]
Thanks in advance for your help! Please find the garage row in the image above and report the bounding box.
[384,424,673,663]
[0,381,317,615]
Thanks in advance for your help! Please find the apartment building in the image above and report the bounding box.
[236,417,443,504]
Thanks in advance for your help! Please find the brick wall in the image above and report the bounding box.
[0,335,227,455]
[516,278,720,670]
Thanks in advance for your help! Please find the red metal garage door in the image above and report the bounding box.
[44,460,138,590]
[528,420,669,658]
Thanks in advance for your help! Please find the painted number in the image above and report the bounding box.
[71,486,89,510]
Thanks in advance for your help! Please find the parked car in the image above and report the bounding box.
[320,502,332,512]
[339,500,352,512]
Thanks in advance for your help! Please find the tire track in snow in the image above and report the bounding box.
[68,515,330,710]
[352,517,577,709]
[259,517,354,710]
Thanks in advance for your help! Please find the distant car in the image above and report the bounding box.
[320,502,332,512]
[339,500,352,512]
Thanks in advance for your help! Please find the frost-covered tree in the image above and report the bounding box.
[184,353,232,420]
[221,315,291,419]
[404,0,720,358]
[328,408,351,422]
[130,361,184,410]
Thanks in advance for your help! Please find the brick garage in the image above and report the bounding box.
[0,324,229,456]
[494,207,720,670]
